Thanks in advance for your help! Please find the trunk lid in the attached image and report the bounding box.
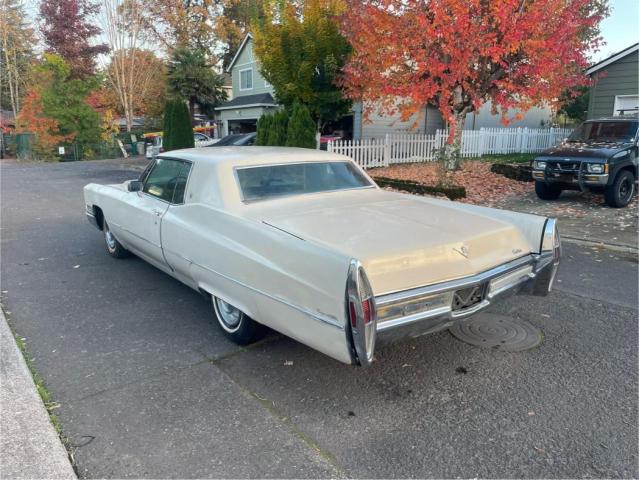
[251,190,535,294]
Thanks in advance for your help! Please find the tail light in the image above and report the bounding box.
[346,260,377,366]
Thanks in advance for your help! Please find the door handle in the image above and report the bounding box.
[152,208,164,216]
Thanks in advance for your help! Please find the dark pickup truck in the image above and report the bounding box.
[532,115,638,207]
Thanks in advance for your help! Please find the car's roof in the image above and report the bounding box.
[158,146,352,167]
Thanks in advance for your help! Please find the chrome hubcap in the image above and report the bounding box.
[105,227,116,249]
[214,298,242,330]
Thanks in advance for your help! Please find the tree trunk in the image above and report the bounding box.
[441,111,467,171]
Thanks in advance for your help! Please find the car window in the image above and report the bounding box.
[236,161,372,202]
[171,161,192,204]
[143,158,190,203]
[194,133,206,141]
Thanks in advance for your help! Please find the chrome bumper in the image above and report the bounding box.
[532,170,609,185]
[374,253,557,343]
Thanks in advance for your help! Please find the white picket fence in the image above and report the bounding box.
[327,127,572,168]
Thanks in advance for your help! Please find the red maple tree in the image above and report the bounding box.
[39,0,109,78]
[340,0,607,169]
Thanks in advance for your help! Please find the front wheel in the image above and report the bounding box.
[104,220,130,258]
[604,170,635,208]
[535,181,562,200]
[212,296,267,345]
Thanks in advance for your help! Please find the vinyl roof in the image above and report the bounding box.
[159,146,351,167]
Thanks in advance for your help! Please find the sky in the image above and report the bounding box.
[22,0,639,66]
[591,0,639,62]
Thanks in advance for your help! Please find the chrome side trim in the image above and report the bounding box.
[162,247,344,331]
[376,254,539,307]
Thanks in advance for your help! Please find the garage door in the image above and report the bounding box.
[613,95,639,115]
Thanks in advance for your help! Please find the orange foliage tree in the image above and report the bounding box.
[340,0,607,169]
[15,87,73,154]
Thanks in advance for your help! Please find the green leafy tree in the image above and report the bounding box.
[255,113,272,146]
[267,110,288,146]
[167,47,227,117]
[32,54,101,145]
[286,103,316,149]
[163,99,194,151]
[558,86,590,122]
[252,0,351,131]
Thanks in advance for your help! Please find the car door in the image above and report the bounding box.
[120,158,188,268]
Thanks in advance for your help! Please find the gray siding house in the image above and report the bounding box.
[215,34,278,136]
[586,43,639,118]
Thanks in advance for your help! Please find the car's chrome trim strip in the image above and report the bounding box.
[162,248,344,331]
[375,254,546,307]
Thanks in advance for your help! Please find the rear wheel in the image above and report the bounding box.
[604,170,635,208]
[212,296,267,345]
[104,220,129,258]
[535,181,562,200]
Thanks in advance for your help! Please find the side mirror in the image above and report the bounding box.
[128,180,143,192]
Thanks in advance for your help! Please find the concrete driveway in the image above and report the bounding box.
[1,159,637,478]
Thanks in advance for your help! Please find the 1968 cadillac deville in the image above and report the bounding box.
[84,147,560,366]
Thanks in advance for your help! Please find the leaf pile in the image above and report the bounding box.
[371,161,533,206]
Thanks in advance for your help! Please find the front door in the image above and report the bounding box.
[120,158,187,268]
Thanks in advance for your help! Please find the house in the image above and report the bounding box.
[216,33,554,141]
[215,34,279,136]
[352,100,553,139]
[586,43,639,118]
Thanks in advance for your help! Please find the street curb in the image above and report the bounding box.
[0,309,76,479]
[562,235,639,254]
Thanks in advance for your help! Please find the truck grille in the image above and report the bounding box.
[548,161,581,173]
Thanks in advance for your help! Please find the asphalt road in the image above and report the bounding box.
[1,158,637,479]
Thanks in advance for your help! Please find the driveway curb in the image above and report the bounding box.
[0,309,76,479]
[561,235,639,254]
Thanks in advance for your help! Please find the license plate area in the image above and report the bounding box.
[451,283,487,312]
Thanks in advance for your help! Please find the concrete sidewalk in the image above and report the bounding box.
[0,309,76,479]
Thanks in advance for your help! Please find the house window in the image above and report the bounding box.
[613,95,639,116]
[240,69,253,90]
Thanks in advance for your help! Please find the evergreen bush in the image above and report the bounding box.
[267,110,288,146]
[255,113,272,146]
[285,103,316,149]
[163,99,194,151]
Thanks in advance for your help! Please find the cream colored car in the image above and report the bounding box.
[84,147,560,366]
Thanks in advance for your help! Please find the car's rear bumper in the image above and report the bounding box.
[374,252,557,344]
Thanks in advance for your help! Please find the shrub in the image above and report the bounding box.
[285,103,316,149]
[163,99,194,151]
[255,113,272,146]
[267,110,288,146]
[162,100,175,151]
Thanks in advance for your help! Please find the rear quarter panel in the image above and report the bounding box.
[161,204,354,364]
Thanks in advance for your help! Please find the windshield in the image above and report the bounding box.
[567,121,638,143]
[236,161,373,202]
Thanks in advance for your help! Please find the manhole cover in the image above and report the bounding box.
[449,313,544,351]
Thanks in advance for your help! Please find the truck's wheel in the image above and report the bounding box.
[535,181,562,200]
[604,170,635,208]
[212,297,267,345]
[104,220,130,258]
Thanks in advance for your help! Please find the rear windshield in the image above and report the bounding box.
[568,121,638,143]
[236,161,373,202]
